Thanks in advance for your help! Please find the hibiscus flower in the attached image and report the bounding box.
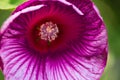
[0,0,108,80]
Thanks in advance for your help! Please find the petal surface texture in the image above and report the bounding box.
[0,0,108,80]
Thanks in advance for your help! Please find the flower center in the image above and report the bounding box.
[39,21,59,42]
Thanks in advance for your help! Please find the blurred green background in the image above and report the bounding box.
[0,0,120,80]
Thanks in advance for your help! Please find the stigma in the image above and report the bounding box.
[39,21,59,42]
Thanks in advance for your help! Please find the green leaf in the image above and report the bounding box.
[0,71,4,80]
[0,0,25,9]
[0,9,13,27]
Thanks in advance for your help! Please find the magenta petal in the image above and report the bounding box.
[0,0,108,80]
[0,57,3,70]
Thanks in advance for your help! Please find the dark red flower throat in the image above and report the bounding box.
[26,1,83,55]
[29,20,61,54]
